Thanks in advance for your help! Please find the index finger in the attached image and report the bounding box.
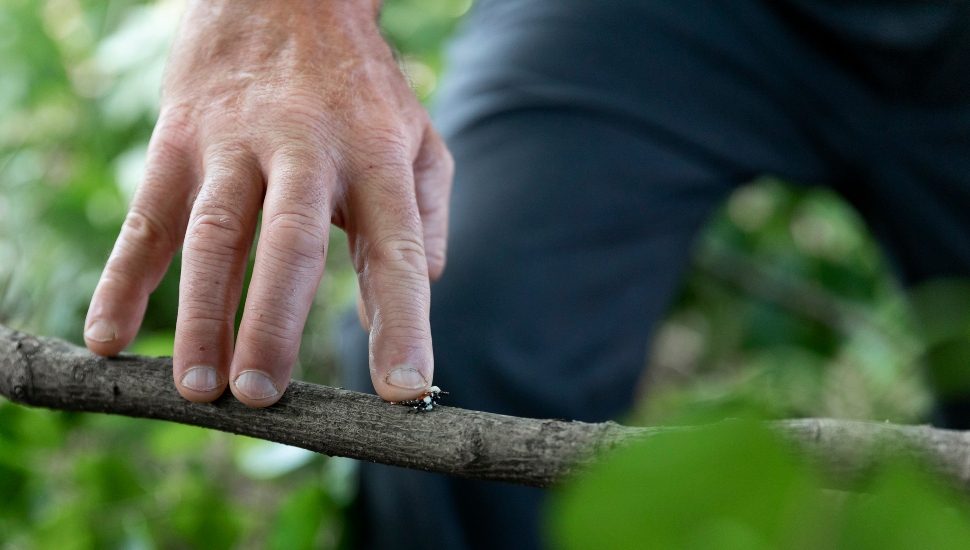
[348,153,434,403]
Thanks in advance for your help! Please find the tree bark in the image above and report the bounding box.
[3,324,970,491]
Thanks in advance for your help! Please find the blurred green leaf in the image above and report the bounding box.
[550,419,826,549]
[0,398,66,448]
[74,453,146,505]
[909,279,970,347]
[0,451,31,523]
[129,329,175,357]
[148,423,213,458]
[163,481,243,549]
[551,416,970,549]
[922,339,970,399]
[31,506,96,550]
[838,463,970,549]
[269,485,334,550]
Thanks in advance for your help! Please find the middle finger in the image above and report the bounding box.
[174,146,263,401]
[229,150,333,407]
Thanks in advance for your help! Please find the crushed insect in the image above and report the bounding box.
[391,385,448,412]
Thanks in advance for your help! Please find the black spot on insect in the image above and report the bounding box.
[392,386,448,412]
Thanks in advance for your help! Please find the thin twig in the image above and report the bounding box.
[2,324,970,490]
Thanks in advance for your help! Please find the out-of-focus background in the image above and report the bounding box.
[1,0,965,547]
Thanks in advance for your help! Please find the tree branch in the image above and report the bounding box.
[3,324,970,491]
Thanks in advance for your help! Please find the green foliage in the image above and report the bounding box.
[268,485,336,550]
[2,0,969,546]
[0,396,352,548]
[908,280,970,399]
[551,415,970,550]
[908,280,970,347]
[641,180,930,424]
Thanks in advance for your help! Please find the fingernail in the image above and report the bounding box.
[180,366,221,392]
[234,370,280,400]
[84,320,116,343]
[385,366,428,390]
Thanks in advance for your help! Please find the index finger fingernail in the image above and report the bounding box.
[84,320,117,343]
[385,365,428,390]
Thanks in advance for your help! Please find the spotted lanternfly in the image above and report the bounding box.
[392,385,448,412]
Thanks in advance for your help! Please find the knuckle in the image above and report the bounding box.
[203,144,259,181]
[244,311,300,347]
[381,302,430,326]
[179,277,236,320]
[268,158,332,210]
[102,210,178,290]
[118,208,179,257]
[149,110,198,167]
[178,304,230,324]
[418,183,449,218]
[184,209,249,261]
[379,329,431,350]
[374,313,431,347]
[273,145,330,176]
[417,137,455,179]
[97,266,139,293]
[365,234,428,278]
[154,105,197,145]
[263,210,328,271]
[149,133,194,169]
[181,293,223,312]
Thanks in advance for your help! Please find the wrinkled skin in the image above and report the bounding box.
[83,0,453,407]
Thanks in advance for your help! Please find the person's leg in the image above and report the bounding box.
[340,1,836,548]
[342,107,740,550]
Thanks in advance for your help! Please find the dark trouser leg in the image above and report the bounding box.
[340,107,739,550]
[339,1,854,548]
[338,2,970,545]
[339,65,831,550]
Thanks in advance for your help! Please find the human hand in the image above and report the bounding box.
[83,0,452,407]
